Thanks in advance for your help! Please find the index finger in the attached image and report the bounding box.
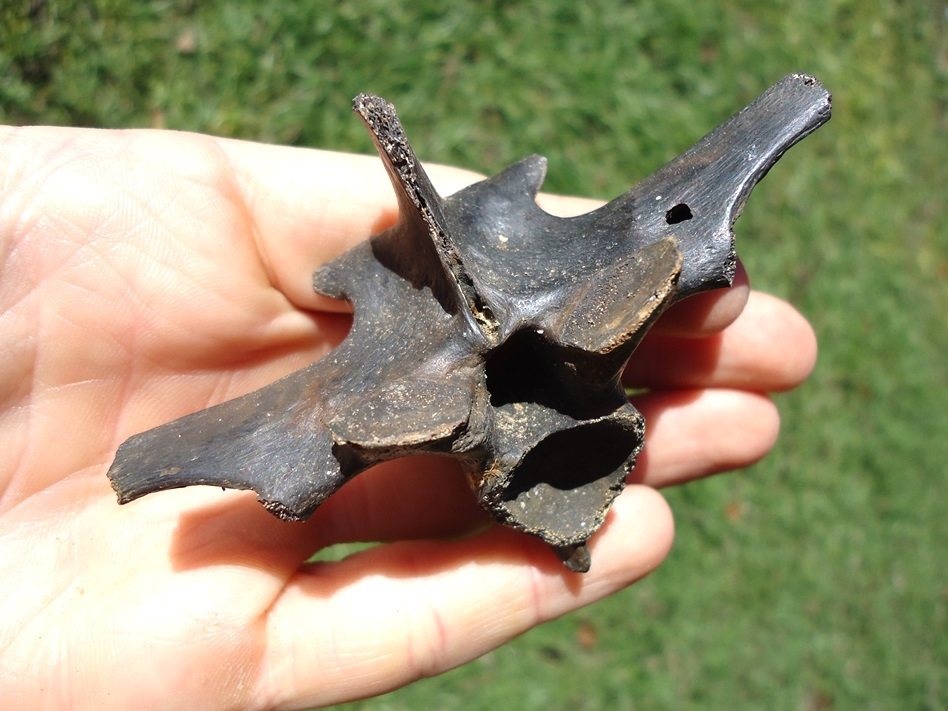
[215,138,485,312]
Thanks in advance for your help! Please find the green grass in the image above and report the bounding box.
[4,1,946,708]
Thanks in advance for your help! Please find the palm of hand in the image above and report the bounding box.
[0,127,815,710]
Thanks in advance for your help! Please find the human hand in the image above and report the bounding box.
[0,127,816,710]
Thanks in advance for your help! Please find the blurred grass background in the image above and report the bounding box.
[2,1,945,708]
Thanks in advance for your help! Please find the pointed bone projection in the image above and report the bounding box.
[108,74,831,572]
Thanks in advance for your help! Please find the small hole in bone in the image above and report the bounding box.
[665,203,693,224]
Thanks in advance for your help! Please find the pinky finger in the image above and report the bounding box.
[255,486,674,710]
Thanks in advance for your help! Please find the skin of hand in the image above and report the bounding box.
[0,126,816,711]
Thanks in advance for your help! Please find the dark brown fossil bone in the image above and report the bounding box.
[107,74,831,572]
